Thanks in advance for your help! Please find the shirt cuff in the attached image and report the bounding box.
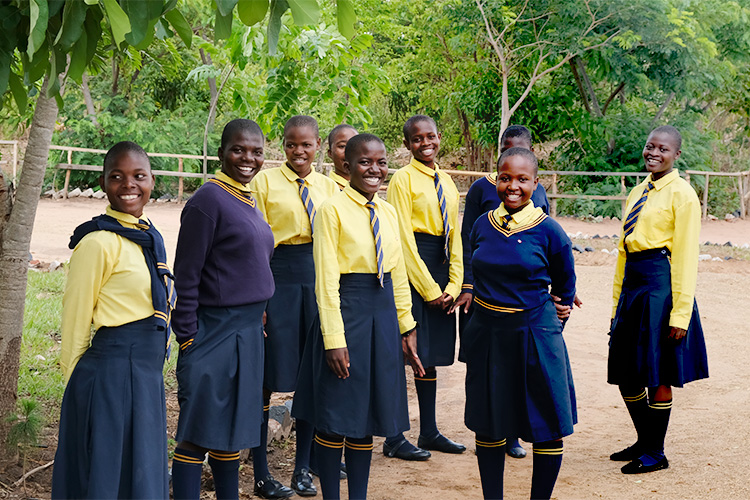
[322,332,348,350]
[668,313,690,331]
[398,319,417,335]
[444,283,461,300]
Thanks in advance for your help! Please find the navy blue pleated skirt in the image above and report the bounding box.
[464,301,577,442]
[293,273,410,438]
[175,302,265,450]
[264,243,318,392]
[52,317,168,500]
[412,232,456,367]
[608,248,708,388]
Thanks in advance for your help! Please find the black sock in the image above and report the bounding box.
[344,436,373,500]
[172,447,205,500]
[619,386,648,447]
[384,432,405,448]
[415,368,438,439]
[295,417,315,472]
[644,398,672,464]
[315,432,344,500]
[252,396,271,481]
[475,436,506,499]
[530,440,563,500]
[207,451,239,500]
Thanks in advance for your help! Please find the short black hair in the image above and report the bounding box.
[328,124,358,148]
[497,147,538,175]
[649,125,682,150]
[403,114,437,141]
[103,141,150,175]
[500,125,532,146]
[345,133,385,163]
[221,119,263,148]
[284,115,319,138]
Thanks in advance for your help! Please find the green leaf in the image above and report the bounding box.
[267,0,289,55]
[0,50,10,97]
[102,0,132,46]
[215,0,239,17]
[67,30,88,83]
[28,0,49,58]
[123,0,162,46]
[156,18,172,39]
[8,72,27,111]
[54,0,87,51]
[336,0,355,39]
[165,8,192,47]
[237,0,269,26]
[84,8,103,66]
[84,0,98,5]
[287,0,319,25]
[214,8,233,40]
[134,17,159,50]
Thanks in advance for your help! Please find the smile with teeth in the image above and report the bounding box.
[119,194,139,200]
[505,193,521,201]
[236,166,256,173]
[363,176,381,185]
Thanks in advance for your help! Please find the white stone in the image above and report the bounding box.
[712,257,723,262]
[741,243,749,249]
[43,189,56,197]
[707,214,718,221]
[725,213,736,220]
[35,355,46,361]
[698,254,712,261]
[49,260,61,271]
[81,188,94,198]
[67,187,82,198]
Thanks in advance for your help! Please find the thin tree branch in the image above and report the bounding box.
[202,64,237,182]
[602,81,625,115]
[12,460,53,488]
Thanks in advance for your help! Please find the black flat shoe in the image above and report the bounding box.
[417,433,466,454]
[610,443,644,461]
[383,439,431,461]
[621,456,669,474]
[290,468,317,497]
[507,444,527,459]
[309,462,347,480]
[255,475,295,499]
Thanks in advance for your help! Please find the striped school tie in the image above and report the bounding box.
[366,201,384,288]
[296,178,317,235]
[434,173,450,261]
[623,182,654,238]
[500,214,513,230]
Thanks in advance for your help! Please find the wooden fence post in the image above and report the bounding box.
[702,173,710,219]
[550,173,558,217]
[63,149,73,198]
[178,157,184,202]
[12,140,17,182]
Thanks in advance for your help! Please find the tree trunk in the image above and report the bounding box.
[0,78,59,450]
[199,49,218,130]
[652,92,675,125]
[81,73,100,127]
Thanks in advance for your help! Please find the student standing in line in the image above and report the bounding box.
[294,133,425,499]
[52,141,172,499]
[608,125,708,474]
[464,147,577,500]
[170,119,274,500]
[327,124,358,190]
[384,114,465,460]
[251,115,340,498]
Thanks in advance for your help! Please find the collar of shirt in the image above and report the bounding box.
[105,205,151,227]
[215,170,252,193]
[343,185,380,208]
[281,162,319,184]
[329,170,349,188]
[488,171,497,183]
[494,201,540,226]
[646,169,680,191]
[409,157,441,177]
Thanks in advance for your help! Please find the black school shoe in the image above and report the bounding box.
[610,443,644,461]
[621,456,669,474]
[382,438,431,461]
[290,468,317,497]
[310,462,347,480]
[417,433,466,454]
[254,475,295,499]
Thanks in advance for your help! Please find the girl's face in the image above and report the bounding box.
[327,128,358,178]
[496,154,538,212]
[284,125,321,178]
[643,131,681,181]
[99,151,154,218]
[403,120,441,168]
[219,131,265,185]
[346,141,389,201]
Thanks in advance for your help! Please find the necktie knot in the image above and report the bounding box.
[501,214,513,230]
[365,201,376,210]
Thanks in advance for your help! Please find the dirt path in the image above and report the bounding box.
[23,199,750,499]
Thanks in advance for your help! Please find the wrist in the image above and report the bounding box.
[401,328,415,337]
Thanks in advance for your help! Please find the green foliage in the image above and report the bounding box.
[5,398,43,452]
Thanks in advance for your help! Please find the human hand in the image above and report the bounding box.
[573,294,583,308]
[449,292,473,314]
[426,293,451,310]
[402,330,425,377]
[325,348,350,378]
[668,327,687,341]
[263,311,268,337]
[551,295,572,320]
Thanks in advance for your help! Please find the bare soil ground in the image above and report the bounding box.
[6,198,750,499]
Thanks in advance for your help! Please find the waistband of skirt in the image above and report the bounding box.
[340,272,392,288]
[625,247,670,261]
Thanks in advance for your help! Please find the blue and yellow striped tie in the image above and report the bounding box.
[366,201,384,288]
[623,182,654,238]
[501,214,513,230]
[296,178,317,235]
[434,173,450,262]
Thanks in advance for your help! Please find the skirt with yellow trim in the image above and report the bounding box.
[292,273,410,438]
[464,300,577,442]
[175,302,265,450]
[52,317,168,500]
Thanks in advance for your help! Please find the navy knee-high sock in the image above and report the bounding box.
[530,440,563,500]
[344,436,373,500]
[643,398,672,464]
[475,436,506,500]
[294,417,315,471]
[172,447,205,500]
[415,368,438,439]
[252,396,271,481]
[315,432,344,500]
[208,451,240,500]
[619,386,648,447]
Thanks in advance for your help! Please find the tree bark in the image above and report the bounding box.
[602,81,625,116]
[0,78,59,450]
[573,56,602,117]
[652,92,675,125]
[80,73,100,127]
[199,48,218,130]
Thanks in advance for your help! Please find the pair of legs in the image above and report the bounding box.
[251,388,315,498]
[614,384,672,473]
[172,441,240,500]
[384,367,465,457]
[315,432,373,500]
[475,436,564,500]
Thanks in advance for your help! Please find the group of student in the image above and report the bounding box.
[50,112,708,500]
